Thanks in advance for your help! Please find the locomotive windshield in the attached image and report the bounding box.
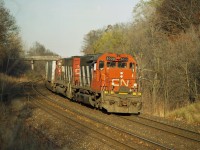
[118,62,127,68]
[99,57,134,70]
[107,61,116,68]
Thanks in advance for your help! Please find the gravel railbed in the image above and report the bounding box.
[25,81,119,149]
[37,82,200,150]
[27,104,116,150]
[140,114,200,133]
[120,115,200,142]
[36,97,163,150]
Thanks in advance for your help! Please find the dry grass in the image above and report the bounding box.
[0,99,55,149]
[166,102,200,125]
[0,73,28,102]
[0,73,19,94]
[0,73,53,149]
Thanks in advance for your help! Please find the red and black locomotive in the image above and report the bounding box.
[45,53,142,113]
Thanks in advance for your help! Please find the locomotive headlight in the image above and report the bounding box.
[133,83,137,88]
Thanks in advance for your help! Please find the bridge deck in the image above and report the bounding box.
[23,56,61,61]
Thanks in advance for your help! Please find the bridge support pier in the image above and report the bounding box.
[31,60,34,70]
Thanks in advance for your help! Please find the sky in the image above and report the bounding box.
[5,0,140,57]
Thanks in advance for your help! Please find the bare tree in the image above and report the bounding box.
[156,0,200,34]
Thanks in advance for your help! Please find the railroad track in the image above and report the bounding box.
[30,82,172,150]
[26,82,138,149]
[31,99,135,150]
[34,82,200,149]
[119,115,200,143]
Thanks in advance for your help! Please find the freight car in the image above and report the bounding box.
[45,53,142,114]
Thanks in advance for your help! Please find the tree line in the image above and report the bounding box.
[81,0,200,115]
[0,0,24,75]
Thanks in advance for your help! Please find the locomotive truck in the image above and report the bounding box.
[45,53,142,113]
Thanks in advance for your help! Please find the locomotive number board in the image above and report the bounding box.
[106,56,128,62]
[106,56,116,61]
[120,57,128,62]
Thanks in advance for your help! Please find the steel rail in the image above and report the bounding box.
[27,84,136,150]
[119,115,200,143]
[33,83,172,150]
[21,81,61,148]
[31,99,136,150]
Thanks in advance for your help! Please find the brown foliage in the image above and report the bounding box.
[156,0,200,34]
[0,1,26,75]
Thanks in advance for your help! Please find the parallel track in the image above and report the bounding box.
[25,82,138,150]
[32,82,172,150]
[119,115,200,143]
[31,99,129,150]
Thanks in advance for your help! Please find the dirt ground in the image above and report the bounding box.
[0,97,57,150]
[0,96,115,150]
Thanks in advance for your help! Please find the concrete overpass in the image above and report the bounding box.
[8,55,61,72]
[24,55,61,70]
[24,55,61,61]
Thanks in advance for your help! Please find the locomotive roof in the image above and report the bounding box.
[62,53,132,62]
[83,53,103,62]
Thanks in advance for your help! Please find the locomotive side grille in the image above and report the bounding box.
[82,66,86,86]
[67,66,70,82]
[79,67,82,86]
[86,66,90,86]
[62,66,65,80]
[70,66,72,83]
[84,66,88,85]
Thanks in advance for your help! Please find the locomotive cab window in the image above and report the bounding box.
[99,61,104,70]
[130,63,135,72]
[118,62,127,68]
[107,61,116,68]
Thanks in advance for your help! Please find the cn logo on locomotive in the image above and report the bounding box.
[111,79,129,87]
